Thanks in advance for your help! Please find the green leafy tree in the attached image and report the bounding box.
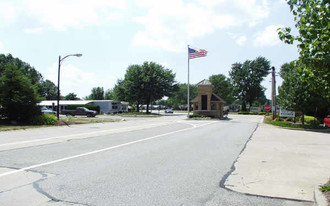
[39,80,58,100]
[278,61,328,122]
[278,0,330,100]
[0,54,42,85]
[64,93,80,100]
[88,87,104,100]
[104,89,114,100]
[122,62,177,113]
[229,57,271,108]
[209,74,235,105]
[167,83,197,109]
[0,65,41,122]
[0,54,59,100]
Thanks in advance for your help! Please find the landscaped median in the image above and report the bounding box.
[106,112,161,117]
[264,115,327,130]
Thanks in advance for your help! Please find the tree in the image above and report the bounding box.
[65,93,80,100]
[229,57,271,108]
[278,0,330,100]
[209,74,235,105]
[278,61,328,122]
[0,65,41,122]
[122,62,177,113]
[39,80,58,100]
[112,83,124,101]
[167,83,197,109]
[88,87,104,100]
[0,54,42,85]
[0,54,60,100]
[104,89,114,100]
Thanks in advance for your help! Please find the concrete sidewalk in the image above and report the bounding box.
[224,123,330,202]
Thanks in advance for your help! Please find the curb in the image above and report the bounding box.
[315,187,329,206]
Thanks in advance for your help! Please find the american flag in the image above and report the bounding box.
[189,48,208,59]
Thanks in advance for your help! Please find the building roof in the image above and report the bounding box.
[39,100,128,106]
[191,93,225,103]
[39,100,93,106]
[191,97,198,103]
[196,79,212,86]
[211,94,225,103]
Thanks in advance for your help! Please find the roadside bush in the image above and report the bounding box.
[238,111,252,115]
[275,116,283,121]
[319,181,330,192]
[284,117,293,122]
[309,119,320,128]
[189,114,207,118]
[32,113,57,125]
[304,115,317,123]
[258,112,267,115]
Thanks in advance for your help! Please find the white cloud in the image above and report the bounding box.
[236,35,247,46]
[45,63,97,98]
[254,24,282,47]
[0,0,127,31]
[133,0,270,51]
[227,33,247,46]
[24,28,43,34]
[235,0,269,27]
[0,2,18,22]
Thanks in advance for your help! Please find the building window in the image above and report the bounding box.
[202,95,207,110]
[112,103,118,110]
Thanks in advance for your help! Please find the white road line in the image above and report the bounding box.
[0,121,178,147]
[0,121,215,178]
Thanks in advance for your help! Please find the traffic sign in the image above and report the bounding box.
[264,105,271,112]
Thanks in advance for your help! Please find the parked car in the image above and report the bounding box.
[61,107,97,117]
[41,106,56,115]
[324,116,330,127]
[165,108,173,113]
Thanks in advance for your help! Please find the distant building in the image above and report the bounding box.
[191,79,225,118]
[39,100,129,114]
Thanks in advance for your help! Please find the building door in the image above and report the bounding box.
[202,95,207,110]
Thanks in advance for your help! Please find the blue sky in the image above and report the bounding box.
[0,0,298,99]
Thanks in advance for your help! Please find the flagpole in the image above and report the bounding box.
[187,45,190,117]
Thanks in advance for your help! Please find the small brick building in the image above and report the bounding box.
[191,79,225,118]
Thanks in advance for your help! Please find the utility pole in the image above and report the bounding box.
[271,66,277,120]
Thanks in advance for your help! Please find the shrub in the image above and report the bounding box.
[319,181,330,192]
[32,113,57,125]
[189,114,207,118]
[275,116,283,121]
[309,119,320,128]
[258,112,267,115]
[284,117,293,122]
[304,115,317,123]
[238,111,251,115]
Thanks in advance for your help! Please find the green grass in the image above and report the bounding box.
[0,125,50,131]
[0,117,121,132]
[319,181,330,192]
[266,119,324,129]
[60,117,121,124]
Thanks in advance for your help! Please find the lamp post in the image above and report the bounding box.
[57,54,82,120]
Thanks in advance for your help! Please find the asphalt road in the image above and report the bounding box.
[0,114,312,206]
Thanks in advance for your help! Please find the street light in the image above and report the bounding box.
[57,54,82,120]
